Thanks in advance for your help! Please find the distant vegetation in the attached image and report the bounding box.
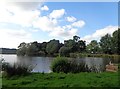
[0,48,16,54]
[17,28,120,57]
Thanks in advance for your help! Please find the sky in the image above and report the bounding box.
[0,1,118,48]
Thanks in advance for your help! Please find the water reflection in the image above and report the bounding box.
[2,54,111,73]
[69,57,110,72]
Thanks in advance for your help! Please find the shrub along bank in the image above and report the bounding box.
[51,57,104,73]
[69,53,120,63]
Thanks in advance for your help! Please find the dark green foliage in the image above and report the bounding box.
[59,46,71,57]
[38,51,46,56]
[51,57,70,73]
[73,36,86,53]
[77,40,86,52]
[41,42,47,53]
[64,39,75,48]
[99,34,113,54]
[86,28,120,55]
[46,39,60,55]
[64,39,76,53]
[118,28,120,54]
[73,35,80,42]
[69,53,78,58]
[1,60,33,77]
[51,57,91,73]
[26,42,39,56]
[112,28,120,54]
[63,36,86,54]
[86,40,101,54]
[68,60,90,73]
[16,29,120,57]
[17,42,27,56]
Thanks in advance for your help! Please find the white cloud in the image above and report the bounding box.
[33,16,56,31]
[81,25,118,43]
[41,5,49,11]
[66,16,76,22]
[33,16,78,39]
[0,2,41,27]
[0,2,85,48]
[1,2,42,11]
[63,25,72,30]
[49,26,78,39]
[72,20,85,28]
[0,29,32,48]
[49,9,65,19]
[92,26,117,38]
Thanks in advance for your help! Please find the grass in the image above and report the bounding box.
[2,72,119,88]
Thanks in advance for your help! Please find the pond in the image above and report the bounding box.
[1,54,112,73]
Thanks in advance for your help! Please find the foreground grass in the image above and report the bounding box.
[2,72,119,88]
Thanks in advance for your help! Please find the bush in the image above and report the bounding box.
[51,57,70,73]
[69,53,78,58]
[51,57,91,73]
[1,59,34,77]
[38,51,46,56]
[59,47,70,57]
[69,59,90,73]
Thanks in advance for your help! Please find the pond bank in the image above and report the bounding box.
[69,53,120,63]
[2,72,119,88]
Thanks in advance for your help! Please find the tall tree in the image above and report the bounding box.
[73,35,80,42]
[41,42,47,53]
[26,42,39,56]
[77,40,86,52]
[17,42,27,56]
[86,40,100,54]
[112,28,120,54]
[64,39,76,52]
[118,28,120,54]
[59,46,71,57]
[46,39,60,55]
[99,34,113,54]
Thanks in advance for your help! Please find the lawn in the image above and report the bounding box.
[2,72,119,88]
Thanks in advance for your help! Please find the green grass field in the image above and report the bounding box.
[2,72,119,88]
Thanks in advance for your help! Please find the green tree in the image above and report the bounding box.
[118,28,120,54]
[41,42,47,52]
[64,36,86,53]
[64,39,76,53]
[73,35,86,52]
[46,39,60,55]
[86,40,100,54]
[59,46,71,57]
[26,42,39,56]
[99,34,113,54]
[77,40,86,52]
[73,35,80,42]
[17,42,27,56]
[112,28,120,54]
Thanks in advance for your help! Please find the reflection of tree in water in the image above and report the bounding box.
[83,57,106,72]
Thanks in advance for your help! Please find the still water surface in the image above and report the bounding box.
[1,54,111,73]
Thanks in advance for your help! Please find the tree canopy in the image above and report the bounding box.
[17,29,120,56]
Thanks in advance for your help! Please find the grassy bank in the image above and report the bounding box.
[2,72,119,88]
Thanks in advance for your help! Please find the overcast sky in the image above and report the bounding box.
[0,1,118,48]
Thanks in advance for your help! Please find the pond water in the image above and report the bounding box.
[1,54,112,73]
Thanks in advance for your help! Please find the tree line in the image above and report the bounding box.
[17,28,120,56]
[86,28,120,54]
